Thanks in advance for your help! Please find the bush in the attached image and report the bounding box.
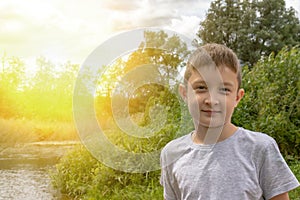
[51,145,163,199]
[233,46,300,157]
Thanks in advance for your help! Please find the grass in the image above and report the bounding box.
[288,159,300,199]
[0,117,79,150]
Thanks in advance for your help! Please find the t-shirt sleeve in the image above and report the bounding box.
[259,138,300,199]
[160,149,178,200]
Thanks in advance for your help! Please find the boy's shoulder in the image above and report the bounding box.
[237,127,276,147]
[162,133,191,152]
[233,127,281,160]
[160,133,191,166]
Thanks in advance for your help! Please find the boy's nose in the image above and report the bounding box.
[204,93,219,105]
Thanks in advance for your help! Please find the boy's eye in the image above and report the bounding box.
[219,87,231,94]
[195,85,207,92]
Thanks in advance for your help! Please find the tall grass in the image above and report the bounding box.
[0,117,79,145]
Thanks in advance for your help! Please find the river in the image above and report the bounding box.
[0,141,79,200]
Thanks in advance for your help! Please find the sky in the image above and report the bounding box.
[0,0,299,71]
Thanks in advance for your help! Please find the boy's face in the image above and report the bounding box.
[179,65,244,129]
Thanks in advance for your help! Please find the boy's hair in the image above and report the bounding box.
[184,43,242,89]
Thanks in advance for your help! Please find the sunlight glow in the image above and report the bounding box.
[0,0,112,73]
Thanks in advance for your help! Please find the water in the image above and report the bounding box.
[0,141,79,200]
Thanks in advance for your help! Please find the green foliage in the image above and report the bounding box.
[287,158,300,199]
[51,146,96,197]
[24,58,79,121]
[232,46,300,157]
[0,56,26,118]
[94,30,193,156]
[51,146,163,199]
[0,55,79,121]
[0,55,79,145]
[198,0,300,66]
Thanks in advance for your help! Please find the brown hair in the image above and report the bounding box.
[184,43,242,89]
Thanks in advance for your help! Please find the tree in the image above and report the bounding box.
[197,0,300,66]
[95,30,190,118]
[20,57,79,121]
[0,56,26,118]
[94,30,193,152]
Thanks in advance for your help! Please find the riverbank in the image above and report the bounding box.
[0,141,79,199]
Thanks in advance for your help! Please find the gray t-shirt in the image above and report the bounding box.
[160,127,299,200]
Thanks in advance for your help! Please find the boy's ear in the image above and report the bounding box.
[179,84,187,103]
[235,88,245,107]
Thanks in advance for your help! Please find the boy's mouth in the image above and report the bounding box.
[201,110,221,114]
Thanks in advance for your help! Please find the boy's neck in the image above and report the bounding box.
[193,123,238,145]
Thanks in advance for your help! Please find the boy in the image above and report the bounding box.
[160,43,299,200]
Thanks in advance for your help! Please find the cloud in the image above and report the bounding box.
[0,0,112,64]
[166,16,202,39]
[108,0,211,32]
[9,0,299,67]
[100,0,142,11]
[0,0,214,67]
